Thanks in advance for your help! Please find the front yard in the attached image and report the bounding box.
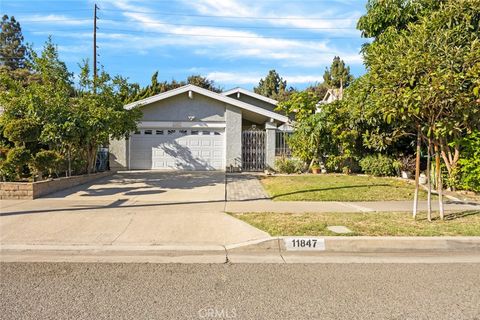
[260,174,430,201]
[231,211,480,236]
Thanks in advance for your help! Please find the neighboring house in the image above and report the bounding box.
[315,88,343,113]
[109,84,290,172]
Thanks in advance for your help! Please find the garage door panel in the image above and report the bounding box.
[130,128,224,170]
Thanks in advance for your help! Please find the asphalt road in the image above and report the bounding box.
[1,263,479,320]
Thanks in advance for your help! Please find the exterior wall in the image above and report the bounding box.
[225,105,242,171]
[265,122,277,170]
[109,137,128,170]
[140,93,225,122]
[227,93,277,112]
[0,171,115,200]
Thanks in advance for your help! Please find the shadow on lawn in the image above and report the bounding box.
[270,184,390,200]
[416,210,480,222]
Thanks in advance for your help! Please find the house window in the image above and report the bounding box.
[144,129,153,135]
[214,131,221,136]
[167,130,176,135]
[191,130,199,135]
[179,130,188,135]
[134,130,141,135]
[156,130,164,135]
[202,131,210,135]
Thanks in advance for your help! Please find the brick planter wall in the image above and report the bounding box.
[0,171,115,200]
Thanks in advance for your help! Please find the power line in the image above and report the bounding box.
[98,28,361,40]
[99,19,357,30]
[101,9,360,21]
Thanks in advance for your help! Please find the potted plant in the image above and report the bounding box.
[311,164,321,174]
[399,155,416,179]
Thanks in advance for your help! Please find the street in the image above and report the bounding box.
[1,262,479,319]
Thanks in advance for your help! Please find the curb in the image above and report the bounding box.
[1,237,479,263]
[228,236,480,253]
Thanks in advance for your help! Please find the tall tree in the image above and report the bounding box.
[254,70,287,100]
[362,0,480,219]
[0,15,28,70]
[187,75,222,93]
[323,56,354,89]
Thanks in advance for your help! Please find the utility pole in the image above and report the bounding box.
[93,3,99,81]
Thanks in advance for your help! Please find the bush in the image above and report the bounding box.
[275,157,304,174]
[29,150,64,179]
[4,146,31,179]
[359,154,400,177]
[458,132,480,192]
[3,118,41,145]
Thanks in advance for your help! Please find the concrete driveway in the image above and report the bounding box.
[0,171,269,246]
[45,171,226,202]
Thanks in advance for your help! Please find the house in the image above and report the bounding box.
[315,88,343,113]
[109,84,290,172]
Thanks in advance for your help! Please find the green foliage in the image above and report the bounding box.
[323,56,354,88]
[458,131,480,192]
[2,118,41,146]
[254,70,287,100]
[276,91,320,121]
[0,15,28,70]
[357,0,445,38]
[29,149,63,178]
[359,154,401,177]
[187,75,222,93]
[274,157,304,174]
[4,145,31,178]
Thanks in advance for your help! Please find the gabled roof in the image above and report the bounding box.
[124,84,289,123]
[222,87,278,106]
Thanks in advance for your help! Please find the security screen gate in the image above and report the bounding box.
[242,130,266,171]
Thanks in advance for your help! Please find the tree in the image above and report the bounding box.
[357,0,446,38]
[187,75,222,92]
[75,61,142,173]
[254,70,287,100]
[323,56,354,89]
[0,15,28,70]
[362,0,480,219]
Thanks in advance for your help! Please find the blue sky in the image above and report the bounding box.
[2,0,369,90]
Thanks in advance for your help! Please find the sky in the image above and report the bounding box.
[1,0,369,90]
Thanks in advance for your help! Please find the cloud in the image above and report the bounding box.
[96,0,363,68]
[207,71,326,85]
[18,14,91,26]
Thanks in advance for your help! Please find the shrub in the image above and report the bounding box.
[359,154,400,177]
[5,146,31,179]
[275,157,304,174]
[29,150,64,179]
[458,132,480,192]
[3,118,41,145]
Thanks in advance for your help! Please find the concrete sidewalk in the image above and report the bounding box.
[225,199,480,213]
[0,199,269,246]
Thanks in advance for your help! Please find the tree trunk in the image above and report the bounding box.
[435,143,444,220]
[413,126,421,219]
[426,137,432,222]
[67,148,72,177]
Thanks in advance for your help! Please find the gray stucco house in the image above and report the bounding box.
[109,84,290,172]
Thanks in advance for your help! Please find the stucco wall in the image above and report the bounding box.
[225,105,242,171]
[109,137,128,170]
[226,93,277,112]
[140,93,225,122]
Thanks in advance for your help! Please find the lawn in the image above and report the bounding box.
[259,174,430,201]
[230,211,480,236]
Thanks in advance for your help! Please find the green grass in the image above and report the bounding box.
[230,211,480,236]
[260,174,432,201]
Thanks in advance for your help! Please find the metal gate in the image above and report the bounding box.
[242,130,266,171]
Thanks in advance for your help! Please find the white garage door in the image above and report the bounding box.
[130,128,225,170]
